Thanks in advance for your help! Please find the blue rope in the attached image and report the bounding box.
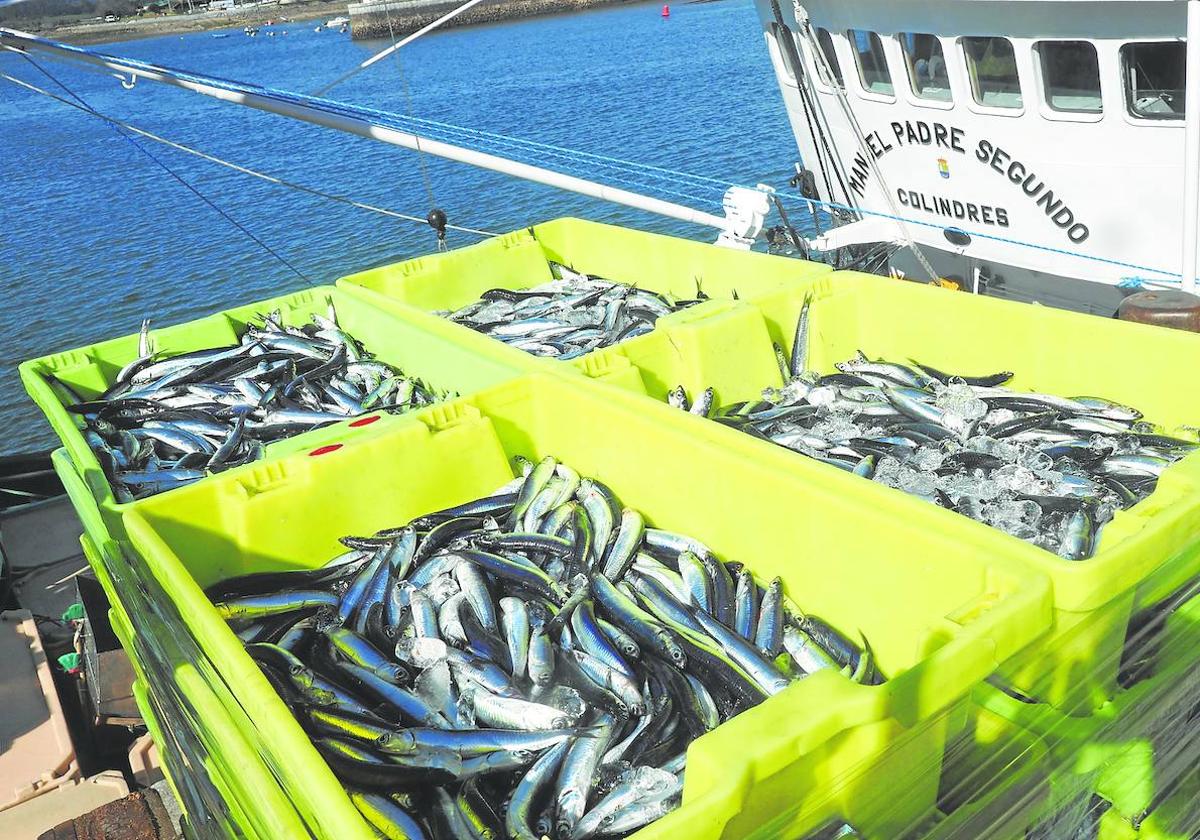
[789,192,1181,282]
[28,33,1167,282]
[382,112,733,189]
[21,36,736,209]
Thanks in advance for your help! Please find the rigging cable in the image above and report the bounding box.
[378,0,442,247]
[11,53,1157,286]
[17,53,312,284]
[790,16,940,282]
[2,32,733,211]
[768,1,852,213]
[0,71,498,238]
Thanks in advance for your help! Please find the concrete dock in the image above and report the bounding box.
[348,0,638,39]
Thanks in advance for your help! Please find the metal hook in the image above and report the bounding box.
[115,72,136,90]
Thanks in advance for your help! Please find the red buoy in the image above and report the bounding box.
[661,4,670,16]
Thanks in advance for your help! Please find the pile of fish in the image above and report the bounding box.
[440,264,708,360]
[65,304,438,501]
[209,457,878,840]
[671,295,1196,561]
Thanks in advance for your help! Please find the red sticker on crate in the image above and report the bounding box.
[309,444,343,457]
[349,415,381,428]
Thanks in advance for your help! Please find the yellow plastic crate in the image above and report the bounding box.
[25,286,528,544]
[118,373,1050,840]
[335,216,833,376]
[565,272,1200,711]
[941,585,1200,839]
[67,450,312,839]
[1096,766,1200,839]
[99,541,312,840]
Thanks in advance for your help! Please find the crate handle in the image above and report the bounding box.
[423,401,483,433]
[236,461,290,497]
[575,349,632,380]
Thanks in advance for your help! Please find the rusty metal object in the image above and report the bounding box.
[38,789,176,840]
[1117,289,1200,333]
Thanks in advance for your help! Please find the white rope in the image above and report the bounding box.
[313,0,490,96]
[0,71,499,238]
[0,29,729,231]
[795,20,939,282]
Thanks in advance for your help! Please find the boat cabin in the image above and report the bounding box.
[755,0,1193,314]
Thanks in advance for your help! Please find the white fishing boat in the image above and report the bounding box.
[13,3,1200,320]
[753,0,1200,315]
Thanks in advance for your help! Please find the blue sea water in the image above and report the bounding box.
[0,0,800,452]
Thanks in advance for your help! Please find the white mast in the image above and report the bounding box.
[0,29,770,242]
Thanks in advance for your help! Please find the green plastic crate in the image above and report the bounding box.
[1095,767,1200,839]
[564,271,1200,711]
[335,216,834,376]
[119,373,1051,840]
[24,285,528,545]
[911,703,1049,840]
[66,450,313,839]
[93,533,313,840]
[952,586,1200,839]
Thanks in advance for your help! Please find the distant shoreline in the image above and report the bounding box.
[347,0,641,41]
[14,0,656,45]
[20,1,351,46]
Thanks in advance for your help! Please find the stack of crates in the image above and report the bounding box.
[25,218,1200,839]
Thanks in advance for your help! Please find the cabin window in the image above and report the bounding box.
[963,36,1022,108]
[850,30,894,95]
[1039,41,1102,112]
[901,33,951,101]
[769,23,797,84]
[815,28,844,87]
[1122,41,1185,119]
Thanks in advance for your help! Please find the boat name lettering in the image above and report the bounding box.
[847,122,1090,244]
[896,189,1009,229]
[975,141,1089,244]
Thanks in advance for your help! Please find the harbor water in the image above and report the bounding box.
[0,0,799,452]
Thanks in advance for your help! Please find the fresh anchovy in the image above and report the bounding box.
[69,304,442,500]
[790,291,813,378]
[441,264,711,359]
[671,318,1194,560]
[506,739,572,840]
[570,765,682,840]
[208,462,869,837]
[213,590,340,621]
[349,790,429,840]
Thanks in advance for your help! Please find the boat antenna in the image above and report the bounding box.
[312,0,489,97]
